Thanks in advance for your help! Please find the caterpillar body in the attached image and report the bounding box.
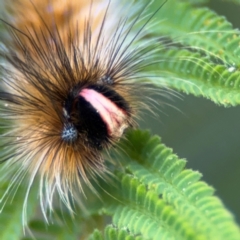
[0,0,165,223]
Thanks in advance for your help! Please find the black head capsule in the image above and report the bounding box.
[61,84,131,149]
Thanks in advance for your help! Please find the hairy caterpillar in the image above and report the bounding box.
[0,0,167,223]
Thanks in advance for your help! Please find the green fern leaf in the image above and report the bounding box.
[97,129,240,240]
[150,48,240,106]
[141,0,240,106]
[151,1,239,64]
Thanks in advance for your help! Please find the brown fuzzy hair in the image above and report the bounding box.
[0,0,165,221]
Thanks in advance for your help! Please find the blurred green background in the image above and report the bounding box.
[140,0,240,224]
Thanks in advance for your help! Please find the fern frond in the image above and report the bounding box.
[150,48,240,106]
[143,0,240,106]
[98,130,240,240]
[151,1,239,64]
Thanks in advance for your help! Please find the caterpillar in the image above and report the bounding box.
[0,0,167,223]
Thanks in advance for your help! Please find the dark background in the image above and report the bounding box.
[139,0,240,223]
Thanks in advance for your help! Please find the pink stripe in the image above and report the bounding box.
[79,88,128,137]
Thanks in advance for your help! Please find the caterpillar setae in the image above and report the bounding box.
[0,0,167,224]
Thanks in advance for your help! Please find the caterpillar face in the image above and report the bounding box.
[62,83,131,149]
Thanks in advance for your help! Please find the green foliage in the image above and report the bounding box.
[97,130,239,240]
[145,0,240,106]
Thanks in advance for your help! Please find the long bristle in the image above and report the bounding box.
[0,0,167,225]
